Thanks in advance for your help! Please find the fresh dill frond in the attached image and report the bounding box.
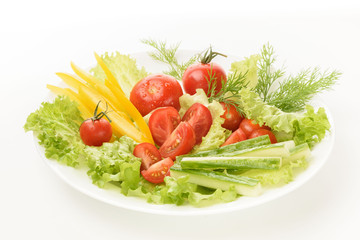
[208,70,248,116]
[256,43,285,101]
[141,39,197,80]
[267,68,341,112]
[255,43,341,112]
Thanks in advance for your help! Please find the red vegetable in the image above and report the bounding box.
[249,129,277,144]
[221,128,247,147]
[182,103,212,144]
[159,122,196,160]
[141,157,174,184]
[148,107,181,146]
[130,74,183,116]
[133,143,162,171]
[182,47,227,96]
[220,102,244,132]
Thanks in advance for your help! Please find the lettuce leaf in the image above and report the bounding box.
[230,54,261,89]
[178,89,231,153]
[90,52,148,98]
[24,96,85,167]
[238,88,331,147]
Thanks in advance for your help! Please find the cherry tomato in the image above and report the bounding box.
[141,157,174,184]
[80,118,112,146]
[239,119,271,137]
[182,62,227,96]
[133,143,162,171]
[130,74,183,116]
[159,122,196,160]
[148,107,181,146]
[220,102,244,132]
[221,128,247,147]
[249,129,277,144]
[182,103,212,144]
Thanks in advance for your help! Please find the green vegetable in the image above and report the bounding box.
[178,89,231,153]
[90,52,148,98]
[177,135,271,161]
[230,54,261,89]
[171,166,262,197]
[283,143,311,165]
[24,96,85,167]
[181,156,282,170]
[238,88,331,147]
[141,39,197,80]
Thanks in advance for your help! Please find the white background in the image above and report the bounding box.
[1,1,360,239]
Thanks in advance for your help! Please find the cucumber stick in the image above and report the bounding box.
[176,135,271,161]
[181,156,282,170]
[170,167,262,197]
[283,143,311,164]
[219,141,294,158]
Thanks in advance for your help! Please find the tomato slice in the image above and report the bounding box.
[221,128,247,147]
[141,157,174,184]
[148,107,181,146]
[182,103,212,144]
[159,122,196,160]
[220,102,244,132]
[239,119,271,137]
[133,143,162,171]
[249,129,277,144]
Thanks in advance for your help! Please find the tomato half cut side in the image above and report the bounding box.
[221,128,247,147]
[239,119,271,137]
[159,122,196,160]
[148,107,181,146]
[182,103,212,144]
[249,129,277,144]
[133,142,162,171]
[141,157,174,184]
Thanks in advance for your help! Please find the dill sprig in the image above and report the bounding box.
[208,70,248,116]
[267,68,341,112]
[255,43,341,112]
[256,43,285,101]
[141,39,197,80]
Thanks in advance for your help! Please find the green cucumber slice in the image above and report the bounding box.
[176,135,271,161]
[170,167,262,197]
[181,156,282,170]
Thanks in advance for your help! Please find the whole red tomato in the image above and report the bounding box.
[130,74,183,116]
[182,47,227,96]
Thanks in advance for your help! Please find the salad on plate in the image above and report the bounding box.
[24,40,340,207]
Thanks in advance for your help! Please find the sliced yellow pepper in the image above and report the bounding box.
[47,84,92,118]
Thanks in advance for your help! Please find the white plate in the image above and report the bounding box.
[34,50,335,216]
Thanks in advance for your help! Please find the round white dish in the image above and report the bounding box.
[34,50,335,215]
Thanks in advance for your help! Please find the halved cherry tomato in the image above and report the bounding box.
[159,122,196,160]
[249,129,277,144]
[133,143,162,171]
[148,107,181,146]
[239,119,271,137]
[220,102,244,132]
[221,128,247,147]
[182,103,212,144]
[130,74,183,116]
[141,157,174,184]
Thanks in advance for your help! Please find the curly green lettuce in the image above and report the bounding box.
[230,54,261,89]
[238,88,331,147]
[90,52,148,98]
[24,96,85,167]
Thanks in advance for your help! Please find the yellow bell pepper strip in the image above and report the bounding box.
[94,52,125,96]
[70,61,104,87]
[105,78,154,144]
[78,86,150,143]
[55,72,89,91]
[93,53,153,144]
[46,84,92,118]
